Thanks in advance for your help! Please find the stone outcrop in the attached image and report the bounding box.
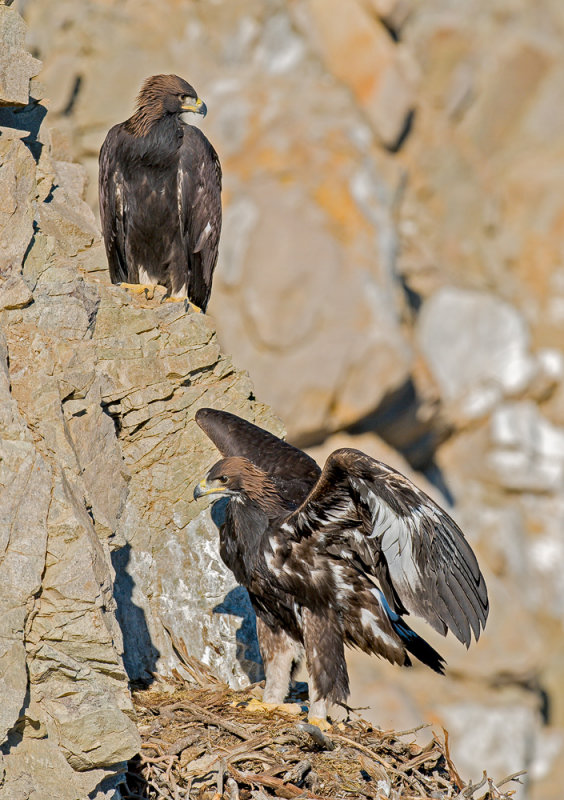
[3,1,564,799]
[416,287,562,423]
[0,4,40,107]
[293,0,417,149]
[21,0,416,445]
[0,8,278,798]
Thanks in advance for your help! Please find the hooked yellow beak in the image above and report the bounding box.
[181,97,207,117]
[193,477,226,500]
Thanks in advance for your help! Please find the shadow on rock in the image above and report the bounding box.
[0,681,31,757]
[347,377,455,505]
[0,98,47,162]
[111,542,160,684]
[214,586,264,684]
[209,499,263,683]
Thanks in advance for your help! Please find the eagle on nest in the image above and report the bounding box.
[194,408,488,725]
[99,74,221,312]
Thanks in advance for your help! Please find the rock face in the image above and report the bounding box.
[21,0,415,445]
[296,0,417,149]
[3,1,564,799]
[0,9,278,798]
[416,287,557,422]
[0,5,40,107]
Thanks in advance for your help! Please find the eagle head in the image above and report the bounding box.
[129,74,207,136]
[193,457,282,513]
[194,457,246,501]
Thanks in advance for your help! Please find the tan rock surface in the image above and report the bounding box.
[0,137,37,272]
[0,6,41,107]
[4,1,564,798]
[297,0,417,148]
[0,9,283,798]
[19,0,415,444]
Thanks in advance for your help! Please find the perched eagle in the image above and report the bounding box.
[98,74,221,311]
[194,408,488,723]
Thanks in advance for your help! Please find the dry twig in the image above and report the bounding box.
[120,668,524,800]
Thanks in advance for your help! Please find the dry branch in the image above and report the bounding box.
[120,663,523,800]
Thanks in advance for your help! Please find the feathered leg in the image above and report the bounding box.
[302,606,349,727]
[247,617,303,716]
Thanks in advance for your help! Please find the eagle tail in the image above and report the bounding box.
[392,618,446,675]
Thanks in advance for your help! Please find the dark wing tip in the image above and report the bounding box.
[195,407,233,444]
[391,617,447,675]
[195,407,213,428]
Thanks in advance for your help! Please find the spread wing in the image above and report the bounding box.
[179,127,222,311]
[286,448,488,646]
[195,408,321,505]
[98,126,128,283]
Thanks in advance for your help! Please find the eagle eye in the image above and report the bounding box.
[219,475,228,484]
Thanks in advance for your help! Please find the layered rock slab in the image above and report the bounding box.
[1,189,277,799]
[2,268,276,798]
[0,8,279,798]
[0,5,41,107]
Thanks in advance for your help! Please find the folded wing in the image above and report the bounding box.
[179,130,222,311]
[287,448,488,646]
[99,127,128,283]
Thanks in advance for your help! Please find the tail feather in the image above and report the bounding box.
[392,618,446,675]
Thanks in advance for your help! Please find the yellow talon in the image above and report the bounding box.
[160,296,202,313]
[119,282,156,299]
[308,716,332,731]
[245,698,303,716]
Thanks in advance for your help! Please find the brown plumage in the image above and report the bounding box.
[194,408,488,721]
[99,74,222,310]
[206,457,285,514]
[125,75,193,137]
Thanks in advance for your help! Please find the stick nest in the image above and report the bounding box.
[120,656,523,800]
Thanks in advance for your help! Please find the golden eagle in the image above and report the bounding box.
[194,408,488,723]
[98,74,221,312]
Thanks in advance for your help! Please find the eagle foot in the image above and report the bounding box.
[307,716,332,731]
[160,295,202,314]
[245,698,303,716]
[119,282,156,300]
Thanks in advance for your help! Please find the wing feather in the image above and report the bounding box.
[179,127,222,310]
[98,126,128,283]
[287,448,488,646]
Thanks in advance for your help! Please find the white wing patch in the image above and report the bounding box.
[359,608,397,649]
[115,178,123,218]
[380,515,421,596]
[330,562,353,599]
[194,221,212,253]
[264,536,279,572]
[177,166,184,222]
[353,475,424,601]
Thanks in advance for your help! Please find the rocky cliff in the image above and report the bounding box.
[3,1,564,799]
[0,7,279,798]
